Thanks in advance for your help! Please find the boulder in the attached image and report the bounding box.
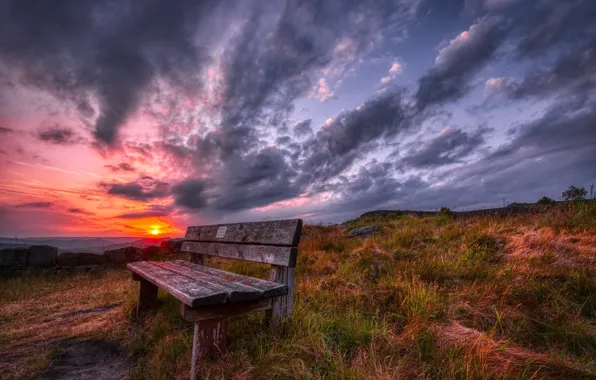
[104,247,144,263]
[347,225,379,238]
[142,245,161,259]
[0,247,29,267]
[28,245,58,267]
[104,248,126,264]
[160,239,183,254]
[57,252,106,266]
[124,247,144,262]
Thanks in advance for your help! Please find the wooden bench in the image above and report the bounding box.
[127,219,302,380]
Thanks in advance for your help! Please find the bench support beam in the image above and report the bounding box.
[267,266,295,328]
[190,317,227,380]
[136,278,158,317]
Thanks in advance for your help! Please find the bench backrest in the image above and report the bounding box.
[180,219,303,267]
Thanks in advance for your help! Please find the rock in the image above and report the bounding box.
[124,247,144,262]
[57,252,106,266]
[142,245,161,259]
[104,247,144,264]
[347,225,379,238]
[0,247,28,267]
[160,239,183,254]
[104,248,126,264]
[28,245,58,267]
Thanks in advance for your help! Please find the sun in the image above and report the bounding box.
[150,228,160,236]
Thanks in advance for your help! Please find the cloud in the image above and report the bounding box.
[115,204,171,219]
[483,77,515,102]
[171,178,209,210]
[0,0,216,145]
[104,162,136,173]
[400,127,488,168]
[309,78,336,102]
[15,202,54,209]
[416,16,508,109]
[380,60,404,86]
[515,0,596,59]
[0,127,14,134]
[300,88,412,187]
[275,136,292,146]
[104,177,169,202]
[293,119,313,137]
[36,125,82,145]
[512,50,596,100]
[67,208,94,215]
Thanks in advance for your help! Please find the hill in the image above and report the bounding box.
[1,201,595,379]
[0,236,181,254]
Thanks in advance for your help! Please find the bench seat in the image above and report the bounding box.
[128,260,288,307]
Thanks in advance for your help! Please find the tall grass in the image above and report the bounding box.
[1,204,595,379]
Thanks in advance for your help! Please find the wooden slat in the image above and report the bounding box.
[127,261,227,307]
[181,241,298,267]
[185,219,302,246]
[152,261,261,303]
[173,260,288,298]
[180,299,272,322]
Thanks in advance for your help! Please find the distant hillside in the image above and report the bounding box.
[0,236,181,253]
[359,202,567,219]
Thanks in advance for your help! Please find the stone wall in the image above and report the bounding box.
[0,244,178,272]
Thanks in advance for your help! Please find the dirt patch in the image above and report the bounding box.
[57,303,120,321]
[36,339,128,380]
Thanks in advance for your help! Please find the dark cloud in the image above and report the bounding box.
[275,136,292,146]
[104,177,169,202]
[115,204,171,219]
[491,93,596,161]
[104,162,136,173]
[67,208,93,215]
[171,178,209,210]
[15,202,54,209]
[37,125,81,145]
[416,16,508,110]
[512,50,596,99]
[400,127,487,168]
[300,88,412,186]
[0,0,219,145]
[212,148,299,211]
[0,127,14,134]
[515,0,596,59]
[293,119,313,137]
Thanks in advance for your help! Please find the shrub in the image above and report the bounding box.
[562,186,587,201]
[537,196,555,205]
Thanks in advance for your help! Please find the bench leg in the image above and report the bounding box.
[136,279,158,317]
[190,317,228,380]
[267,266,295,328]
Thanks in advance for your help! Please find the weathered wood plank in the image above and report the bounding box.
[185,219,302,246]
[267,265,295,328]
[152,261,261,303]
[180,241,298,267]
[127,261,227,307]
[180,299,271,322]
[190,318,227,380]
[136,279,158,317]
[172,260,288,298]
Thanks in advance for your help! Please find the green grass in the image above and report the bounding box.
[1,203,596,379]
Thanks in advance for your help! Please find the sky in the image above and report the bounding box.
[0,0,594,237]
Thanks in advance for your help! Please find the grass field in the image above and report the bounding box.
[1,202,595,379]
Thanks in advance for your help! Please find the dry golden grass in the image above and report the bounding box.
[1,203,595,379]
